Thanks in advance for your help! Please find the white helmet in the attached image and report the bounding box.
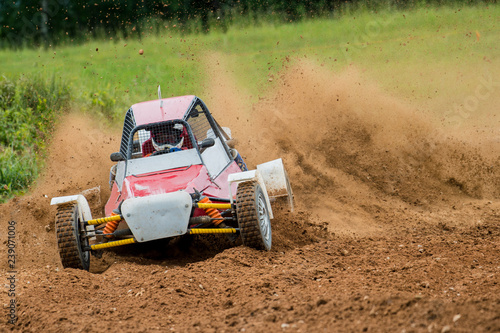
[151,123,184,152]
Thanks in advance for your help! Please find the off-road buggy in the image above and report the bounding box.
[51,93,293,271]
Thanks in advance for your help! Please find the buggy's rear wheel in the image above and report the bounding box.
[55,203,90,271]
[236,181,272,251]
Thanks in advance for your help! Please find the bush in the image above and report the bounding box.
[89,89,117,120]
[0,75,70,202]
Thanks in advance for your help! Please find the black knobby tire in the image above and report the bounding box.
[55,203,90,271]
[236,181,272,251]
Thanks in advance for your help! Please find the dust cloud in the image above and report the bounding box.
[204,57,500,235]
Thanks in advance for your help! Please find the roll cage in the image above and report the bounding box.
[115,97,234,181]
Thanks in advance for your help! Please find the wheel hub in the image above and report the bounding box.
[257,193,271,242]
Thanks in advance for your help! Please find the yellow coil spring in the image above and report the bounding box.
[86,214,122,226]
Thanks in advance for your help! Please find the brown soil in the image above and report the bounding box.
[1,62,499,332]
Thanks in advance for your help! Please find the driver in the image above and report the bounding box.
[142,123,185,156]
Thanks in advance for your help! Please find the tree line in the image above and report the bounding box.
[0,0,492,48]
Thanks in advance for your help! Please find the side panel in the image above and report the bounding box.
[105,182,124,217]
[257,158,294,212]
[201,137,231,178]
[203,161,241,199]
[114,161,126,191]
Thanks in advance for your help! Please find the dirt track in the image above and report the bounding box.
[1,62,499,332]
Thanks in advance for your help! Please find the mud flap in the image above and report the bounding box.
[228,170,273,219]
[257,158,294,212]
[50,194,96,241]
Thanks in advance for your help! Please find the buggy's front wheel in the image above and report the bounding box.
[236,181,272,251]
[55,203,90,271]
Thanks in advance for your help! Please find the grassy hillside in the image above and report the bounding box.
[1,5,498,116]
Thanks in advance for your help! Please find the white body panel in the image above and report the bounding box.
[202,137,231,178]
[126,148,202,177]
[228,170,274,219]
[257,158,294,212]
[121,191,192,242]
[50,194,96,240]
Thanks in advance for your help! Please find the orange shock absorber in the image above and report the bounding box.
[103,213,121,239]
[198,197,224,226]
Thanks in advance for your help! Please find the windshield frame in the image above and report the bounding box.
[119,119,203,178]
[126,119,199,160]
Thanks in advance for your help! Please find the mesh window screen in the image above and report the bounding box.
[119,108,136,157]
[130,129,148,158]
[130,121,192,158]
[186,104,212,143]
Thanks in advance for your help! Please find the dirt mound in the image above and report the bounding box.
[0,112,119,269]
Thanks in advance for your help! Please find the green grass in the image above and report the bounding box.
[1,4,498,116]
[205,5,500,104]
[0,75,70,201]
[0,37,204,119]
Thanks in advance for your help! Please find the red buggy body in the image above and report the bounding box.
[105,95,242,217]
[51,94,293,271]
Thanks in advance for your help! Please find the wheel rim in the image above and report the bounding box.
[257,193,271,243]
[74,210,90,264]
